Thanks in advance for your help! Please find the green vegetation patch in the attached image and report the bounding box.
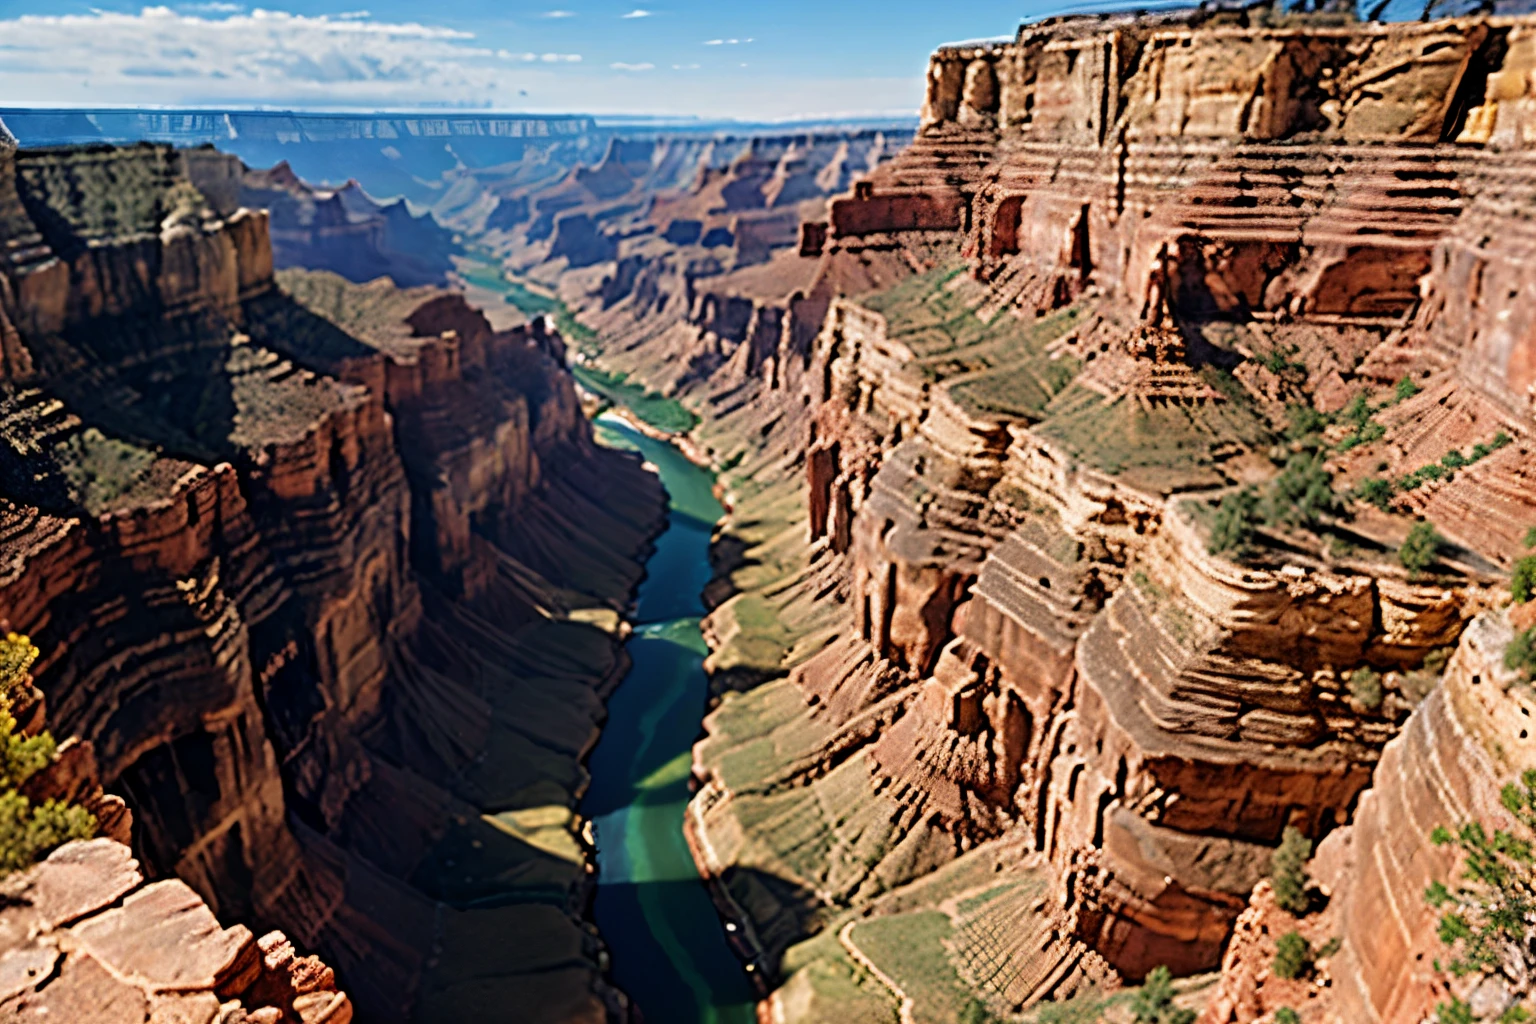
[53,428,159,515]
[572,365,699,434]
[848,911,974,1024]
[859,262,1089,414]
[15,145,186,243]
[1037,374,1274,492]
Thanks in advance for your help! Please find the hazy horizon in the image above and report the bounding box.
[0,1,1205,122]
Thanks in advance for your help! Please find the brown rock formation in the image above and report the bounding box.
[0,142,665,1022]
[0,839,351,1023]
[186,152,459,289]
[537,6,1536,1021]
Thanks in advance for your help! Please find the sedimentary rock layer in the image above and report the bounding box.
[0,142,665,1022]
[530,7,1536,1021]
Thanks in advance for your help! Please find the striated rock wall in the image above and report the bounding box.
[0,143,665,1022]
[187,152,459,289]
[543,6,1536,1022]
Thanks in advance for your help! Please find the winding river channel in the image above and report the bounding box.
[580,414,756,1024]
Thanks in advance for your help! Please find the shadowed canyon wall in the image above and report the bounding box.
[0,140,666,1022]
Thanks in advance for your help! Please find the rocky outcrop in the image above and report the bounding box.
[0,142,665,1023]
[0,839,352,1024]
[187,153,459,288]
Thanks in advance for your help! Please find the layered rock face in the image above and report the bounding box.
[184,151,459,288]
[0,142,665,1022]
[542,8,1536,1021]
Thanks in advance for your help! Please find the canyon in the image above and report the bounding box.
[472,5,1536,1022]
[3,3,1536,1023]
[0,134,670,1022]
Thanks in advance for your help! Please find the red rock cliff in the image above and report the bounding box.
[0,143,666,1022]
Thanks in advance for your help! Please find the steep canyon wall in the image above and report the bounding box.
[551,8,1536,1022]
[0,142,665,1023]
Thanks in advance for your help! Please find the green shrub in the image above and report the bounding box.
[1437,999,1475,1024]
[1348,667,1385,711]
[1507,628,1536,683]
[960,999,995,1024]
[1130,966,1194,1024]
[1512,556,1536,605]
[1265,453,1340,529]
[1442,450,1469,470]
[0,635,97,876]
[1276,1009,1302,1024]
[1336,420,1386,452]
[1341,393,1372,428]
[1399,522,1445,576]
[1272,931,1312,980]
[1355,477,1394,511]
[1035,991,1115,1024]
[1272,825,1313,914]
[1525,527,1536,549]
[0,791,95,875]
[1284,404,1329,444]
[1209,487,1261,555]
[1395,376,1423,402]
[0,634,39,701]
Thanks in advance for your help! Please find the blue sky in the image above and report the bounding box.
[0,1,1120,119]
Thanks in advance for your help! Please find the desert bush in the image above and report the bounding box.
[1272,932,1312,980]
[1400,522,1445,576]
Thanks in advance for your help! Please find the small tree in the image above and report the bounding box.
[1349,667,1385,711]
[1209,487,1261,556]
[1275,1009,1302,1024]
[1273,825,1314,915]
[1396,376,1423,403]
[1272,931,1313,980]
[1265,453,1340,529]
[1512,557,1536,605]
[1356,477,1395,511]
[1508,629,1536,684]
[1130,966,1195,1024]
[1400,522,1445,577]
[0,635,95,876]
[1425,771,1536,1022]
[1285,404,1329,445]
[959,998,994,1024]
[1341,393,1372,428]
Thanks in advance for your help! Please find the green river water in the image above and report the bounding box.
[579,415,756,1024]
[459,256,754,1021]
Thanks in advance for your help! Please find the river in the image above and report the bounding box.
[580,414,756,1024]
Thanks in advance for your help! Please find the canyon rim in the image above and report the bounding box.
[4,0,1536,1022]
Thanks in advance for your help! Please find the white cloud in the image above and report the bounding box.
[540,9,576,15]
[672,63,699,70]
[610,61,655,71]
[620,9,652,17]
[0,6,612,108]
[704,37,752,45]
[0,4,923,119]
[499,50,582,62]
[178,2,243,12]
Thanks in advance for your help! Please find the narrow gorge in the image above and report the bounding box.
[466,5,1536,1022]
[5,3,1536,1023]
[0,137,673,1022]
